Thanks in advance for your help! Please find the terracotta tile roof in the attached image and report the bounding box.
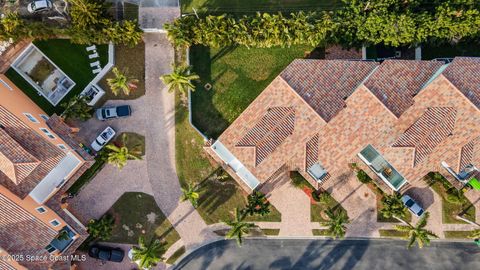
[280,59,378,122]
[0,128,40,184]
[442,57,480,109]
[364,60,444,117]
[0,260,17,270]
[0,193,56,264]
[236,107,296,166]
[459,136,480,171]
[0,106,65,198]
[393,107,457,166]
[305,134,319,170]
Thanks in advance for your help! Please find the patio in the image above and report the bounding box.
[11,44,75,106]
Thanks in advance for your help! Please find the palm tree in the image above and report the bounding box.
[394,212,439,249]
[223,208,255,247]
[87,215,115,240]
[380,193,408,223]
[180,183,200,208]
[60,95,93,121]
[107,67,139,96]
[131,236,166,269]
[159,65,199,95]
[469,229,480,239]
[321,208,349,239]
[105,134,142,169]
[243,191,271,217]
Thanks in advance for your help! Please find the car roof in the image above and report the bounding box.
[33,0,50,8]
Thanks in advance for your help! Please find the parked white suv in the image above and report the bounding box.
[90,127,116,152]
[27,0,53,13]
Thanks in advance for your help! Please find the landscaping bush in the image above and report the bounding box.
[291,171,315,190]
[357,170,372,184]
[446,193,462,204]
[318,192,331,205]
[311,191,321,202]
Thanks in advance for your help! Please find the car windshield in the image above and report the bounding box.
[96,138,105,146]
[31,2,36,8]
[417,209,424,216]
[405,199,415,207]
[102,110,107,118]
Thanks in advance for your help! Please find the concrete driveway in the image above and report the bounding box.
[174,238,480,270]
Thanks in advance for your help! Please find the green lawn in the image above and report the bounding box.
[190,44,313,138]
[98,42,145,105]
[166,246,186,264]
[422,42,480,60]
[261,229,280,236]
[311,192,346,223]
[312,229,332,236]
[378,229,408,238]
[443,231,474,239]
[196,171,282,224]
[426,173,476,224]
[115,132,146,156]
[181,0,342,14]
[105,192,180,249]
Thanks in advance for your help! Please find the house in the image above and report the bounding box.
[206,57,480,194]
[0,74,94,270]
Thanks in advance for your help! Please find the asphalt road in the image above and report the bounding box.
[174,238,479,270]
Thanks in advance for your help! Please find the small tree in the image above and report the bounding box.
[243,191,271,217]
[87,215,114,240]
[321,208,349,239]
[180,183,200,208]
[356,170,371,184]
[160,65,199,95]
[60,95,93,121]
[469,229,480,239]
[223,208,256,247]
[394,212,438,249]
[131,236,166,269]
[57,229,70,241]
[380,193,407,223]
[68,0,105,29]
[105,134,142,169]
[107,67,139,96]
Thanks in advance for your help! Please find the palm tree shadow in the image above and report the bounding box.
[196,168,239,217]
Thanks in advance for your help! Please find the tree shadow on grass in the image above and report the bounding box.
[196,169,240,221]
[190,45,231,139]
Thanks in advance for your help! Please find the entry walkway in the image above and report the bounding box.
[260,171,312,236]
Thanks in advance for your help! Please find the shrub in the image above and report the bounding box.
[311,191,321,202]
[446,193,462,204]
[318,192,331,205]
[290,171,314,190]
[357,170,372,184]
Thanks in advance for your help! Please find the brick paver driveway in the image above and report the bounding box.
[69,33,217,269]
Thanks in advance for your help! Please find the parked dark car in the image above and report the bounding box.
[96,105,132,121]
[88,245,124,262]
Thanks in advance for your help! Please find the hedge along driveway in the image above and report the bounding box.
[5,39,108,115]
[181,0,342,14]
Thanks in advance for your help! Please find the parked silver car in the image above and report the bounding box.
[401,195,425,217]
[27,0,53,13]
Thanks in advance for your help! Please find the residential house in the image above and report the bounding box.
[0,74,94,270]
[207,58,480,194]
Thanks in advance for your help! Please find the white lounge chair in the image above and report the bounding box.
[88,52,99,59]
[90,61,100,68]
[92,67,102,74]
[86,45,96,52]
